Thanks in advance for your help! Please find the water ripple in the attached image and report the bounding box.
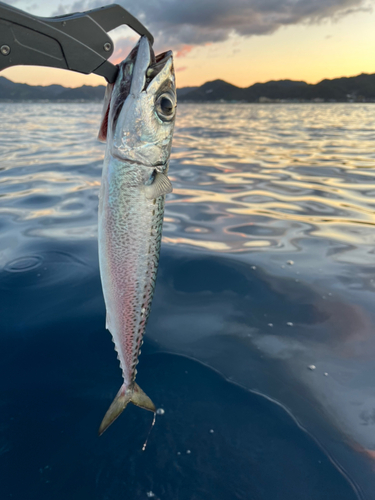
[1,102,375,495]
[167,103,375,255]
[1,102,374,262]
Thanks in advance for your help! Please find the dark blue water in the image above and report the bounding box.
[1,102,375,499]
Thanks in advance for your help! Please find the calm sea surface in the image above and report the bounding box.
[1,102,375,499]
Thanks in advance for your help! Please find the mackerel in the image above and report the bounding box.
[97,36,176,435]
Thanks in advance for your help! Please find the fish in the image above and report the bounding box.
[97,36,176,435]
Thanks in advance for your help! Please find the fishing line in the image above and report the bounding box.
[142,411,156,451]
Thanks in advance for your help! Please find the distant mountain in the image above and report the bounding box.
[181,80,243,101]
[177,78,309,102]
[0,77,106,101]
[176,86,198,98]
[56,85,106,100]
[0,76,196,101]
[179,73,375,102]
[1,72,374,102]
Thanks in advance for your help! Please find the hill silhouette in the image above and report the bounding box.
[179,73,375,102]
[0,77,105,101]
[1,72,374,102]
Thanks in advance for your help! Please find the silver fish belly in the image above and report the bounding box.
[99,159,165,386]
[97,36,176,435]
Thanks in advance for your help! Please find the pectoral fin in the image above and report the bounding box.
[99,383,155,436]
[145,172,173,200]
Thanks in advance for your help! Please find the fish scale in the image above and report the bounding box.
[99,161,165,384]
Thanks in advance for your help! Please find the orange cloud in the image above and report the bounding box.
[176,45,194,58]
[176,66,187,72]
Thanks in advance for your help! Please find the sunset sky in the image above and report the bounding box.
[2,0,375,89]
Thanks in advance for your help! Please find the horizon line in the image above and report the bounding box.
[1,70,373,91]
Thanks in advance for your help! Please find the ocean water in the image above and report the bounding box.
[1,101,375,499]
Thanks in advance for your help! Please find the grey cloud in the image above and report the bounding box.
[54,0,373,48]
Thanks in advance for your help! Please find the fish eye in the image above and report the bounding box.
[155,93,176,121]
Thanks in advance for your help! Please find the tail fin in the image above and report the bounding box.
[98,383,155,436]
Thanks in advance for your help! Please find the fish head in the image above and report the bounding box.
[99,36,176,170]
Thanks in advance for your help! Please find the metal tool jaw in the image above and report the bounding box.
[0,2,153,83]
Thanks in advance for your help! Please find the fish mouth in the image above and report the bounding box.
[98,37,173,142]
[113,39,172,125]
[145,49,173,88]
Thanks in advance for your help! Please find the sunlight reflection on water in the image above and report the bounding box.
[2,102,374,256]
[169,103,375,256]
[1,102,375,498]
